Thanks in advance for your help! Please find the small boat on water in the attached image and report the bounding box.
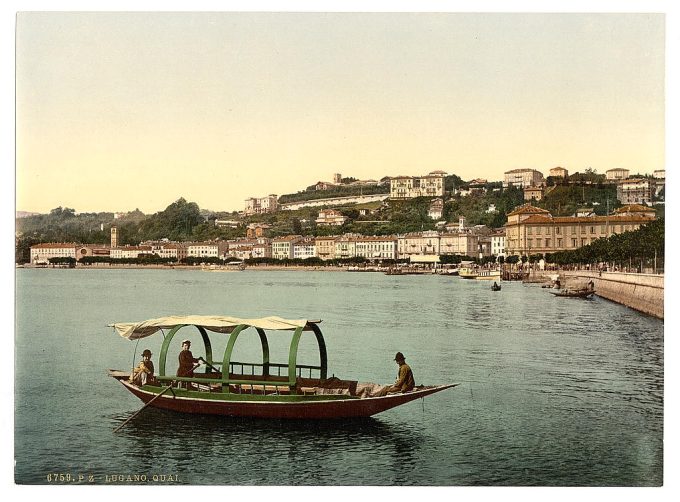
[549,288,595,298]
[491,282,501,291]
[459,267,501,280]
[108,315,457,420]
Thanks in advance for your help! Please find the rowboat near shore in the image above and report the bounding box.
[108,315,457,420]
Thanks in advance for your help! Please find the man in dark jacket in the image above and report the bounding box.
[177,340,202,378]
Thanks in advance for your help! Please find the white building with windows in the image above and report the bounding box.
[187,242,219,259]
[316,209,348,226]
[491,231,506,258]
[397,231,440,260]
[110,245,154,259]
[30,243,77,264]
[293,239,317,259]
[355,236,398,260]
[390,172,446,199]
[272,236,302,260]
[244,194,279,215]
[606,168,630,181]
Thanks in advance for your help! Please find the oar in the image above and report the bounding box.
[198,358,221,374]
[113,385,173,433]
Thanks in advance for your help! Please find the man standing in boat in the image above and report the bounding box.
[388,352,415,393]
[177,339,202,378]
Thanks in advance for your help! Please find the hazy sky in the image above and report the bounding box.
[15,12,665,214]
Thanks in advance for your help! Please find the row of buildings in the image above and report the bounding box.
[29,204,655,265]
[244,168,665,215]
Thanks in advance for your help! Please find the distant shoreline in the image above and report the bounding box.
[18,264,350,272]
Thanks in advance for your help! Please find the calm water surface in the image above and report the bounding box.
[14,268,663,485]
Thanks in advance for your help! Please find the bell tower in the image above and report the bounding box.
[111,225,118,248]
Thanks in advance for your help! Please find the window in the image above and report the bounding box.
[557,238,563,248]
[581,226,586,234]
[528,227,533,235]
[556,227,561,234]
[590,226,595,234]
[571,238,577,247]
[571,226,576,235]
[537,226,542,235]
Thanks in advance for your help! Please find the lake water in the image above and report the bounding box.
[14,268,663,486]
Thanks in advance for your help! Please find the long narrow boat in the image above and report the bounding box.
[108,315,457,419]
[549,288,595,298]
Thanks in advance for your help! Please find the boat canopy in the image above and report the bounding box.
[109,315,318,340]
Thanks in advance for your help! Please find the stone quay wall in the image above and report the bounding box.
[559,270,664,319]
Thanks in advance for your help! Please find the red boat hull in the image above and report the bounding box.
[116,379,457,419]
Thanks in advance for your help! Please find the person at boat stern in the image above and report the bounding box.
[177,340,202,378]
[389,352,415,393]
[130,349,156,386]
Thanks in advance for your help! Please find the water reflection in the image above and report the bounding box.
[112,408,423,484]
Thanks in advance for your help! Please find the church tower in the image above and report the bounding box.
[111,225,118,248]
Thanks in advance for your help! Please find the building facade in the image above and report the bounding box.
[355,236,398,260]
[617,178,655,205]
[549,166,569,178]
[397,231,440,260]
[503,169,545,188]
[316,209,348,226]
[271,236,302,260]
[30,243,77,264]
[315,236,337,261]
[505,203,656,256]
[244,195,279,216]
[606,168,630,181]
[186,242,219,259]
[110,245,154,259]
[389,172,446,199]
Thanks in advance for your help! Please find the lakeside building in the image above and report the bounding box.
[252,238,272,259]
[439,232,480,257]
[314,236,337,260]
[606,168,630,181]
[110,245,154,259]
[244,195,279,216]
[76,245,111,261]
[186,242,219,259]
[504,203,656,257]
[30,243,77,264]
[491,230,506,258]
[316,209,348,226]
[653,170,665,179]
[293,238,317,260]
[389,172,446,199]
[272,235,302,260]
[397,231,441,260]
[617,178,656,205]
[334,235,358,260]
[355,236,398,261]
[503,169,545,188]
[549,166,569,178]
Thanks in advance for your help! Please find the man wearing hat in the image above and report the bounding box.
[177,339,202,378]
[130,349,156,386]
[388,352,415,393]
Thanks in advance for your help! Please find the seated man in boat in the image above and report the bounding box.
[130,349,156,386]
[376,352,416,396]
[177,339,203,379]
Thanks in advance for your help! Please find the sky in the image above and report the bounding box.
[14,10,667,215]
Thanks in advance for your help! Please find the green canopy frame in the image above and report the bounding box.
[156,322,327,394]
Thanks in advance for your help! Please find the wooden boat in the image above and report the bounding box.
[549,288,595,298]
[108,315,457,419]
[491,283,501,291]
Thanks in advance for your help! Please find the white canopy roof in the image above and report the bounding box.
[109,315,316,340]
